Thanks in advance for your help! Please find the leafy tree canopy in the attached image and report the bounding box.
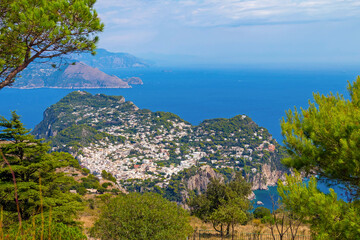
[189,173,252,236]
[278,173,360,240]
[281,77,360,198]
[90,192,193,240]
[280,77,360,239]
[0,0,104,89]
[253,206,271,219]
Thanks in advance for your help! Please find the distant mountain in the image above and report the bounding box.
[70,49,150,70]
[12,62,144,89]
[10,49,148,89]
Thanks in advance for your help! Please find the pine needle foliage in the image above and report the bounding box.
[281,76,360,199]
[0,112,83,226]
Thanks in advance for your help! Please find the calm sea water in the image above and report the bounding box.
[0,66,357,207]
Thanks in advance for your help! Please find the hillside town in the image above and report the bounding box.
[34,91,285,185]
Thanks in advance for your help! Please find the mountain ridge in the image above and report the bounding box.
[10,49,147,89]
[70,48,151,70]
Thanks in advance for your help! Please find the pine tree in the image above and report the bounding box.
[279,77,360,239]
[0,112,82,225]
[281,76,360,198]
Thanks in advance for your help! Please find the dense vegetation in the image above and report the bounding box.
[33,91,134,139]
[90,192,193,240]
[0,112,84,229]
[196,115,270,147]
[51,124,125,153]
[278,77,360,239]
[189,173,252,236]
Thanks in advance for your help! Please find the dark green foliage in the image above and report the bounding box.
[80,174,100,189]
[195,115,271,148]
[102,182,113,188]
[0,112,83,227]
[50,151,81,169]
[163,178,186,202]
[253,207,271,219]
[81,168,90,175]
[50,124,125,152]
[216,167,235,182]
[90,192,193,240]
[71,173,116,195]
[152,111,190,130]
[200,115,260,135]
[101,170,117,183]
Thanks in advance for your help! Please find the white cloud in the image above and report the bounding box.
[93,0,360,64]
[95,0,360,29]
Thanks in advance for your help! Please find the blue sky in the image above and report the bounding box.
[94,0,360,66]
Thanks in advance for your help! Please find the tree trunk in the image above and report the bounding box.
[226,223,230,236]
[231,222,234,240]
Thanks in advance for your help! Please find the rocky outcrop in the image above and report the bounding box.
[248,192,256,200]
[186,165,224,192]
[123,77,143,85]
[250,163,286,190]
[182,165,259,203]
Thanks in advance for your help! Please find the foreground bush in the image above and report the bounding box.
[253,207,271,219]
[91,192,193,240]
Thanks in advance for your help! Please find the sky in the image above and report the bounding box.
[94,0,360,67]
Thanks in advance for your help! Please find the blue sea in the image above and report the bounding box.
[0,66,358,208]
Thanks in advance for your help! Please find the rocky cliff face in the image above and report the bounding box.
[184,163,285,194]
[178,165,264,204]
[186,165,224,192]
[250,163,286,190]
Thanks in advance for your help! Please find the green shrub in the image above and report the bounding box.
[91,193,193,240]
[253,207,271,219]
